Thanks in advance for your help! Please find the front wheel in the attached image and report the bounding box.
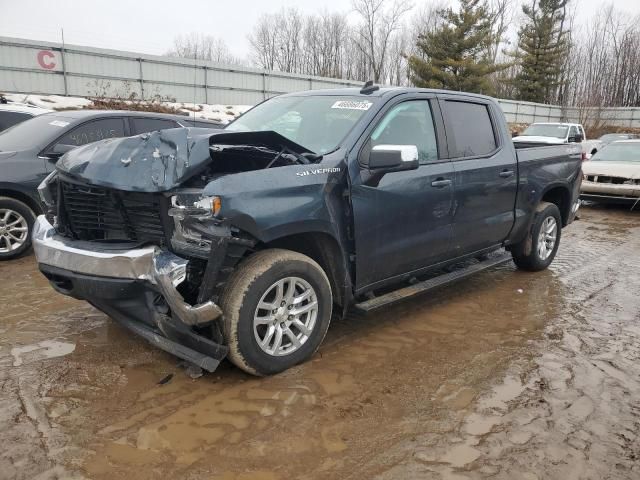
[220,249,333,376]
[0,197,36,261]
[511,202,562,272]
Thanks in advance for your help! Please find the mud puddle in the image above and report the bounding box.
[0,206,638,479]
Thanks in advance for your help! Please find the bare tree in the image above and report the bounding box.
[351,0,414,83]
[167,33,241,65]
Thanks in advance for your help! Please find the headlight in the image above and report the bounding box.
[168,193,222,219]
[168,192,223,258]
[37,171,58,207]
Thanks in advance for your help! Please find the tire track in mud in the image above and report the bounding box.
[364,210,640,480]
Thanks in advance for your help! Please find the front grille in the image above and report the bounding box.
[58,180,166,245]
[585,175,640,185]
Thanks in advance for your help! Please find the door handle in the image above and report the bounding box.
[431,178,452,188]
[499,170,515,178]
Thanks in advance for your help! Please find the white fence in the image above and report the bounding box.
[0,36,361,105]
[2,36,640,127]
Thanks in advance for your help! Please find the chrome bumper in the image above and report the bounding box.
[32,215,222,326]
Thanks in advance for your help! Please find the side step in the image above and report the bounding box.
[354,254,513,313]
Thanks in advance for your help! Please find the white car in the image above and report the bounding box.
[0,104,53,132]
[513,122,601,159]
[581,140,640,205]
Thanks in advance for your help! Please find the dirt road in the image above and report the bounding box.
[1,205,638,480]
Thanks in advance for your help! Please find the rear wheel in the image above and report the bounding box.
[220,249,332,376]
[511,202,562,272]
[0,197,36,261]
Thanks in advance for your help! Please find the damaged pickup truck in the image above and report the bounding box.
[33,86,582,376]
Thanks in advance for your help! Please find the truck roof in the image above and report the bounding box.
[280,86,496,102]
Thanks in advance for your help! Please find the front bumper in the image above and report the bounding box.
[32,215,228,371]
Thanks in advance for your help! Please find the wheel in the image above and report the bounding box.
[511,202,562,272]
[0,197,36,261]
[220,249,333,376]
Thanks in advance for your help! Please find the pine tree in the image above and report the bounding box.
[513,0,570,103]
[408,0,506,95]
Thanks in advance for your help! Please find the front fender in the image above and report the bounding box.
[202,162,348,244]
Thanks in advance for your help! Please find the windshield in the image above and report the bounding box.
[521,124,568,139]
[591,143,640,162]
[226,96,375,154]
[0,114,73,151]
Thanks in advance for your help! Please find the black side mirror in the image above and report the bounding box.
[44,143,74,160]
[569,134,583,143]
[368,145,419,172]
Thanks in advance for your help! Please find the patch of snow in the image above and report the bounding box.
[11,340,76,367]
[3,93,251,124]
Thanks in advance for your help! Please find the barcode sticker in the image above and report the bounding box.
[331,100,372,111]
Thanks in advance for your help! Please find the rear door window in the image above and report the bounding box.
[56,118,126,147]
[0,111,32,131]
[443,101,497,158]
[131,118,180,135]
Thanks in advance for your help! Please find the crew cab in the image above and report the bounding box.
[513,122,600,159]
[33,87,582,376]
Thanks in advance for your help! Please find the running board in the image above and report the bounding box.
[354,254,513,313]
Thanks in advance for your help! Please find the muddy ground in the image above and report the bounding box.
[0,205,638,480]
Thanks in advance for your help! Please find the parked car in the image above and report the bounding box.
[581,140,640,204]
[597,133,639,146]
[0,104,52,132]
[33,87,582,375]
[0,110,221,259]
[513,122,601,159]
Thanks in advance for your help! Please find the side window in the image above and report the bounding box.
[56,118,125,147]
[444,101,497,158]
[370,100,438,164]
[569,126,579,139]
[0,111,31,131]
[131,118,180,135]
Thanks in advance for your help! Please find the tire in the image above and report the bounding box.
[220,249,333,376]
[511,201,562,272]
[0,197,36,261]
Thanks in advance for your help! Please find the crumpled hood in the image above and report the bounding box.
[56,128,212,192]
[582,161,640,179]
[513,136,565,144]
[55,128,309,192]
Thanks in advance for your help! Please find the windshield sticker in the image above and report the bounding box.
[331,100,372,111]
[296,167,341,177]
[49,120,69,127]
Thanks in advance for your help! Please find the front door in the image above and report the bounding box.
[350,98,455,291]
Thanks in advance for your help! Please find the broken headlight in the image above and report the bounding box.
[37,171,59,225]
[168,192,223,258]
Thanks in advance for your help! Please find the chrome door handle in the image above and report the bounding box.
[431,179,452,188]
[499,170,515,178]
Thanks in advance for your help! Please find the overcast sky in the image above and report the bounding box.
[1,0,639,59]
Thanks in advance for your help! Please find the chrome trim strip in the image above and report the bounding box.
[33,215,221,325]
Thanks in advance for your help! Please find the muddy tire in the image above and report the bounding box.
[511,202,562,272]
[0,197,36,261]
[220,249,332,376]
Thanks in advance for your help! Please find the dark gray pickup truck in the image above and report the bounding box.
[33,86,582,376]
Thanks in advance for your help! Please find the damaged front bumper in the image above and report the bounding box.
[32,215,228,371]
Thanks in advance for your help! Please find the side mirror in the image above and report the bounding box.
[569,134,583,143]
[44,143,74,160]
[368,145,419,172]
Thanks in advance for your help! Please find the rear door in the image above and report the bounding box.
[439,96,518,256]
[350,95,455,290]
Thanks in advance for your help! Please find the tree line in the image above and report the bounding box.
[166,0,640,108]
